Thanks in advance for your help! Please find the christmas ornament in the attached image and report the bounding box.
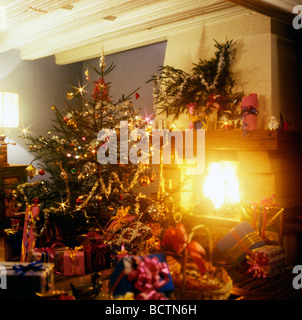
[268,116,279,130]
[38,169,45,176]
[76,197,83,204]
[66,92,74,100]
[85,68,90,81]
[139,175,150,187]
[71,168,77,175]
[26,164,37,179]
[150,171,157,183]
[60,171,67,179]
[135,93,140,99]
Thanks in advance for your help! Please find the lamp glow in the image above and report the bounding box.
[0,92,19,165]
[0,92,19,129]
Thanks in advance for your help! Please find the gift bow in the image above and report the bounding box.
[242,105,259,136]
[105,206,132,231]
[13,261,43,275]
[66,246,83,274]
[127,256,170,300]
[206,94,221,110]
[249,194,280,239]
[246,250,271,279]
[162,223,207,276]
[187,103,197,129]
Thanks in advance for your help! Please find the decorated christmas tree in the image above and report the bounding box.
[15,52,169,248]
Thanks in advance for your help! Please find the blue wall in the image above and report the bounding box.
[0,42,167,171]
[82,41,167,118]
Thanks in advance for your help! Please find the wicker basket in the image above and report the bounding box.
[173,224,232,300]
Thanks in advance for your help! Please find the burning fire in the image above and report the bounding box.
[203,161,240,209]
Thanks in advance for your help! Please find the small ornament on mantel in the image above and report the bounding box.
[268,116,279,130]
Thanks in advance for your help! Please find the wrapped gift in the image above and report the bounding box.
[20,205,40,262]
[84,242,110,273]
[241,195,284,245]
[63,248,85,276]
[105,206,136,232]
[216,221,266,266]
[105,221,153,261]
[0,261,54,300]
[110,253,174,299]
[241,93,259,132]
[79,231,111,273]
[246,245,285,279]
[10,212,25,232]
[4,229,23,261]
[26,243,68,274]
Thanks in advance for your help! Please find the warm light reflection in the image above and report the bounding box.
[203,161,240,209]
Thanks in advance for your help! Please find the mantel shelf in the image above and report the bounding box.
[204,130,302,151]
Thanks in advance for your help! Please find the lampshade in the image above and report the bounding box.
[0,92,19,128]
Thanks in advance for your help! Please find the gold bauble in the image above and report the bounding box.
[139,175,150,187]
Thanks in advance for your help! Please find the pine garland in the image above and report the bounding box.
[149,40,244,122]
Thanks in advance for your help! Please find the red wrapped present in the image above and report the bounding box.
[21,205,40,262]
[10,212,25,232]
[79,231,110,273]
[63,248,85,276]
[241,93,258,132]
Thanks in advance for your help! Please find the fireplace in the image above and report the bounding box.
[161,129,302,265]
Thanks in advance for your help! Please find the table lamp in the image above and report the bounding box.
[0,92,19,166]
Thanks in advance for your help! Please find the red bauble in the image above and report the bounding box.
[76,198,83,204]
[39,169,45,176]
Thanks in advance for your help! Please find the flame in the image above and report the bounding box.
[203,161,240,209]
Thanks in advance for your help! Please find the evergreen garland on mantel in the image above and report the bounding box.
[149,40,244,123]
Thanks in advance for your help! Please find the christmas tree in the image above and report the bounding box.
[15,52,167,248]
[149,40,244,126]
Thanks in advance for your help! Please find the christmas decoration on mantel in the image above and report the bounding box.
[149,40,244,130]
[13,50,174,249]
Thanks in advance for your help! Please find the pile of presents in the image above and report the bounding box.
[1,195,286,300]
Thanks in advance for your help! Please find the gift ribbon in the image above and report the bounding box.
[34,242,66,262]
[127,256,170,300]
[187,102,196,129]
[246,250,270,279]
[242,106,259,137]
[13,261,43,275]
[65,246,83,274]
[249,194,280,241]
[206,94,221,111]
[105,206,132,231]
[21,205,39,262]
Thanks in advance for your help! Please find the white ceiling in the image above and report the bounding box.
[0,0,299,65]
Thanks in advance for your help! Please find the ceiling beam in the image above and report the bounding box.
[225,0,296,25]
